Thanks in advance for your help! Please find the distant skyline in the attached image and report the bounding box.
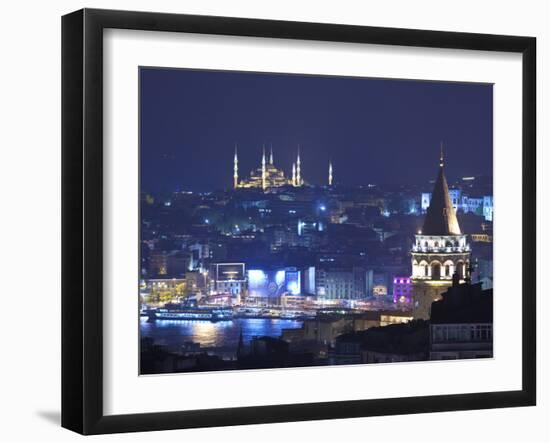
[140,68,493,193]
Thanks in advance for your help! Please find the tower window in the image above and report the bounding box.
[432,263,441,280]
[456,262,464,279]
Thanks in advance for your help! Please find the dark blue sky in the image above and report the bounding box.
[140,68,492,193]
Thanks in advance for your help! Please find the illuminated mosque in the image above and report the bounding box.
[233,145,334,190]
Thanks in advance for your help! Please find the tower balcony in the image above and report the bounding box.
[413,234,469,253]
[411,245,471,253]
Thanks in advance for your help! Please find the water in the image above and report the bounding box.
[140,317,303,357]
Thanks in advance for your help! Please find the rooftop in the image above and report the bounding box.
[431,281,493,324]
[422,151,462,236]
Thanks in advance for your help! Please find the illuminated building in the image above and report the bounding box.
[483,195,493,221]
[140,278,186,300]
[234,146,302,190]
[411,148,471,319]
[328,160,333,186]
[315,266,367,300]
[421,192,431,213]
[208,263,246,298]
[379,312,414,326]
[421,188,461,213]
[372,272,390,297]
[470,233,492,243]
[304,266,316,295]
[392,276,412,304]
[280,294,307,310]
[422,190,493,221]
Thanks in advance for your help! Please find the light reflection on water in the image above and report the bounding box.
[140,317,303,354]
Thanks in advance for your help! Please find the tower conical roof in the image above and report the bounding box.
[422,153,461,236]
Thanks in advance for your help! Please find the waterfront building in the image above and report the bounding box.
[280,293,308,310]
[411,150,471,319]
[140,278,187,302]
[208,262,247,298]
[315,266,368,300]
[184,271,207,293]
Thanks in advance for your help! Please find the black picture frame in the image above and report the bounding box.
[62,8,536,435]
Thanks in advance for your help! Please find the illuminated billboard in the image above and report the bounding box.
[247,268,301,299]
[285,269,301,295]
[210,263,245,281]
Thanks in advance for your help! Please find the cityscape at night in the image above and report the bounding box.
[139,68,494,374]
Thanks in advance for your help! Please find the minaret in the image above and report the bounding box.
[269,144,274,165]
[328,160,333,186]
[261,145,267,190]
[292,162,296,186]
[296,145,302,186]
[233,144,239,189]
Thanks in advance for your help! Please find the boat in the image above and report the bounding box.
[147,304,233,322]
[139,305,149,319]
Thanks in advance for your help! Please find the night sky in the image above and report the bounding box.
[140,68,493,193]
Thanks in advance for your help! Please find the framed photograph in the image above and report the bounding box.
[62,8,536,435]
